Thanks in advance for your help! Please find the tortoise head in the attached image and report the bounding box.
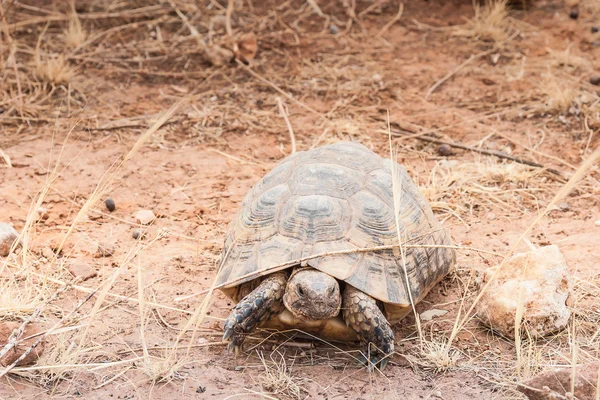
[283,268,341,320]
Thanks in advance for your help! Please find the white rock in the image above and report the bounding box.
[198,337,209,345]
[0,223,20,257]
[420,309,448,322]
[595,220,600,227]
[135,210,156,225]
[475,245,572,339]
[37,207,49,221]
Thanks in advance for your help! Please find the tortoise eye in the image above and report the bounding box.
[298,285,305,296]
[328,287,335,296]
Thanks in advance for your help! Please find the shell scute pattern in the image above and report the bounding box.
[346,190,397,248]
[237,184,290,243]
[217,142,455,307]
[302,142,382,173]
[289,163,362,198]
[279,195,350,244]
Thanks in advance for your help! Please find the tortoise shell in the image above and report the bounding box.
[216,141,455,326]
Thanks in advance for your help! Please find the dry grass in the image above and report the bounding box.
[404,336,462,373]
[35,55,75,86]
[257,350,307,400]
[419,158,548,221]
[64,12,87,49]
[453,0,515,44]
[539,73,579,114]
[547,45,591,71]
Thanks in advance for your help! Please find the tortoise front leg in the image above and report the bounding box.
[342,285,395,371]
[223,271,288,355]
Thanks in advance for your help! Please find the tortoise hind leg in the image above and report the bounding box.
[223,271,288,355]
[342,285,395,371]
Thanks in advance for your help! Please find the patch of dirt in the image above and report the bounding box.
[1,0,599,399]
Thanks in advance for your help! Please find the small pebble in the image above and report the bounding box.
[592,26,599,33]
[37,207,49,221]
[41,247,55,260]
[593,41,600,48]
[135,210,156,225]
[590,76,600,86]
[569,9,579,19]
[196,386,206,394]
[132,229,145,240]
[68,263,97,281]
[105,197,116,212]
[95,242,115,258]
[437,144,453,156]
[595,220,600,227]
[557,202,570,212]
[0,223,20,257]
[329,24,339,34]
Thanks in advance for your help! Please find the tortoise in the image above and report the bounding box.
[216,141,455,370]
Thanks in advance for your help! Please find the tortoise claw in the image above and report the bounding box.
[226,339,242,356]
[223,322,244,356]
[356,349,391,371]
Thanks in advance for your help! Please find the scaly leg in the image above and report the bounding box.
[342,285,395,371]
[223,271,288,354]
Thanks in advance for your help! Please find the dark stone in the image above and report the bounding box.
[437,144,454,156]
[569,9,579,19]
[105,197,116,212]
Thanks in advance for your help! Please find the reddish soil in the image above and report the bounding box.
[1,1,599,399]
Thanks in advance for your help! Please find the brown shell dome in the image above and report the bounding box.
[217,141,455,315]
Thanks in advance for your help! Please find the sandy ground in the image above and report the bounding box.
[1,0,600,399]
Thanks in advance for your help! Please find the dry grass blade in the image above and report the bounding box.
[277,97,296,154]
[64,2,87,48]
[387,111,423,346]
[375,2,403,38]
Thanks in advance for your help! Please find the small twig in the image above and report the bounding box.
[375,2,403,38]
[277,98,296,154]
[306,0,326,18]
[425,49,494,100]
[383,121,565,178]
[168,0,206,49]
[358,0,386,19]
[225,0,234,37]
